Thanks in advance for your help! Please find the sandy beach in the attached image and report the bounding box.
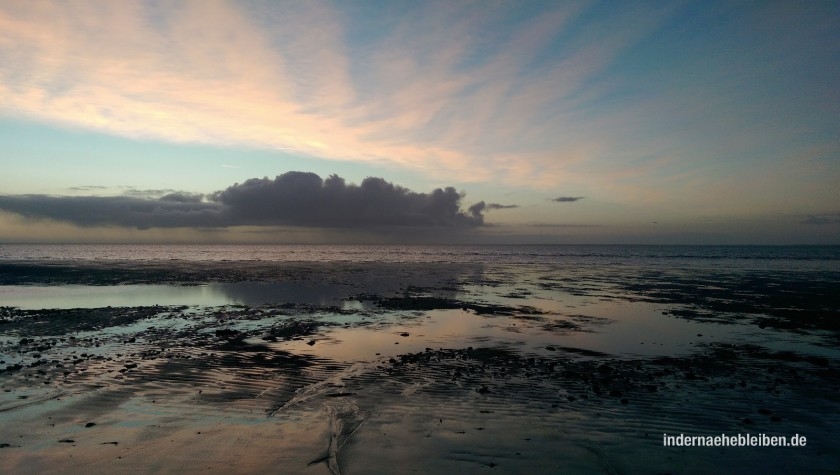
[1,258,839,474]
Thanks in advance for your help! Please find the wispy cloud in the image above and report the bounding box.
[551,197,585,203]
[0,1,674,189]
[2,0,836,220]
[67,186,108,192]
[487,203,519,210]
[119,187,179,198]
[803,213,840,225]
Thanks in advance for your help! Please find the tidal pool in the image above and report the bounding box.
[0,281,370,310]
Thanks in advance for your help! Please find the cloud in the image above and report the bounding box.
[802,213,840,225]
[551,196,585,202]
[0,172,485,230]
[0,1,678,189]
[212,172,482,227]
[119,187,180,198]
[67,186,108,192]
[2,0,836,215]
[0,195,223,230]
[466,202,486,224]
[465,201,518,220]
[160,192,205,203]
[486,203,519,210]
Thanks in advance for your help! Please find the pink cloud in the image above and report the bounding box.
[0,1,673,192]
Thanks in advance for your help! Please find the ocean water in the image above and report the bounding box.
[2,244,837,310]
[1,244,838,312]
[2,243,838,266]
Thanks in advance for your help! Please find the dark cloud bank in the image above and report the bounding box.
[0,172,503,230]
[551,196,584,203]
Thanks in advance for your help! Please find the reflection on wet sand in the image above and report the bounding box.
[0,262,473,310]
[1,261,839,474]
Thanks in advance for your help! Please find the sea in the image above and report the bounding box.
[2,243,838,266]
[2,243,838,310]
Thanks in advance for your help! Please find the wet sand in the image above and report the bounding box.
[1,261,839,474]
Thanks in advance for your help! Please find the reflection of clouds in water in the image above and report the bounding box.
[282,309,493,361]
[0,263,485,309]
[210,264,484,307]
[0,284,232,310]
[210,282,353,307]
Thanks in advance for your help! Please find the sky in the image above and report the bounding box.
[0,0,838,244]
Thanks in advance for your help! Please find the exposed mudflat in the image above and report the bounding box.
[1,261,839,474]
